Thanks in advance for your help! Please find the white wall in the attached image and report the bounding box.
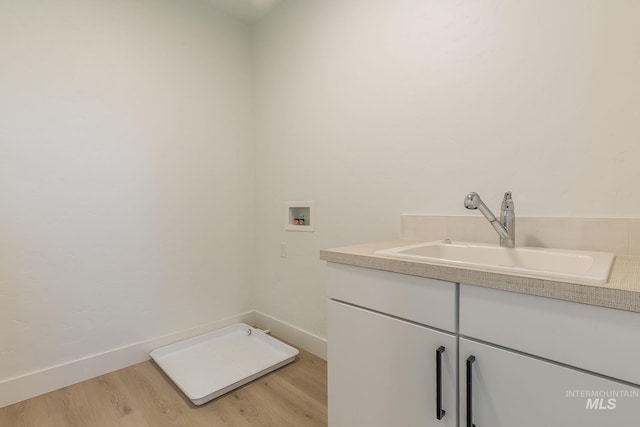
[0,0,254,382]
[2,0,640,394]
[253,0,640,338]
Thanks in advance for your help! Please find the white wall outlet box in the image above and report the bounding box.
[286,201,313,231]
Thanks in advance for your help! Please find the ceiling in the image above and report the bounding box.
[203,0,282,23]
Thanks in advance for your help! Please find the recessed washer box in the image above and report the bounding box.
[286,201,314,231]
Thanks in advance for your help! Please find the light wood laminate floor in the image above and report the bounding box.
[0,346,327,427]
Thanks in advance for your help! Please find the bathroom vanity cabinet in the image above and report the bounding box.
[327,263,640,427]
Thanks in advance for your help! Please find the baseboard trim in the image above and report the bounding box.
[0,311,255,409]
[253,311,327,360]
[0,310,327,408]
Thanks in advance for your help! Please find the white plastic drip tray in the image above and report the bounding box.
[150,323,299,405]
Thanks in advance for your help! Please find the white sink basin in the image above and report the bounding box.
[375,241,615,284]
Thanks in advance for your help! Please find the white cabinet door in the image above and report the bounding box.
[460,338,640,427]
[328,300,457,427]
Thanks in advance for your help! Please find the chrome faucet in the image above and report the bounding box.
[464,191,515,248]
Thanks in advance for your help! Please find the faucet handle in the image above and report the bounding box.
[502,191,514,211]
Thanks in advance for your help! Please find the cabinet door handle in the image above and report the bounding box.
[436,346,446,420]
[466,355,476,427]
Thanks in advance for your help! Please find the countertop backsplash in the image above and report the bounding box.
[401,215,640,257]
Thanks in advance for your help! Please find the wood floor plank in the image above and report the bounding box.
[0,344,327,427]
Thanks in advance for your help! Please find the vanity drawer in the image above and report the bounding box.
[460,284,640,385]
[327,263,456,332]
